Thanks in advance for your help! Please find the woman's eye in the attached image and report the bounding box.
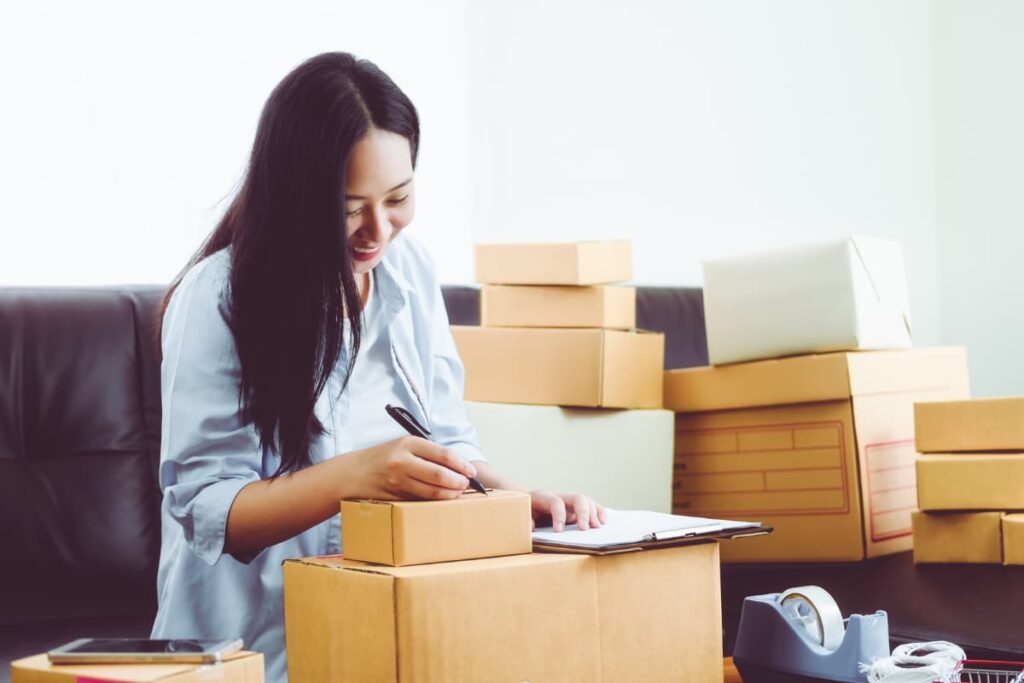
[387,195,409,206]
[346,207,363,217]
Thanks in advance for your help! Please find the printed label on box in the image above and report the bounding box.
[864,439,916,542]
[674,421,850,517]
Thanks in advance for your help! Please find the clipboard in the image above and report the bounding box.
[531,509,773,556]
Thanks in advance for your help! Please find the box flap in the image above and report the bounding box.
[293,551,581,578]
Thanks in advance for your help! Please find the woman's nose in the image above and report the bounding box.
[362,206,389,243]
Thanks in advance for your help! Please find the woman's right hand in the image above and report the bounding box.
[341,436,477,501]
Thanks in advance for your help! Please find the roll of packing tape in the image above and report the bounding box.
[777,586,845,651]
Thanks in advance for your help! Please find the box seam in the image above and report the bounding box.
[392,578,401,682]
[390,505,399,566]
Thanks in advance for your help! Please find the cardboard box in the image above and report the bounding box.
[474,240,632,285]
[10,652,264,682]
[465,401,674,512]
[1002,513,1024,565]
[916,453,1024,510]
[703,236,912,365]
[915,397,1024,452]
[911,511,1003,564]
[452,326,664,408]
[340,490,532,566]
[665,347,970,562]
[480,284,636,329]
[284,543,722,683]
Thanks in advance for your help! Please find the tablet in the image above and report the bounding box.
[47,638,243,664]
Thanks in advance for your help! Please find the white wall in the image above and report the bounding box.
[933,0,1024,397]
[0,0,475,285]
[3,2,1022,394]
[465,0,940,345]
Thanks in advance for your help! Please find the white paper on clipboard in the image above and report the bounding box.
[531,509,760,549]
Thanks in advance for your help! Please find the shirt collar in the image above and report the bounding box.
[375,240,415,296]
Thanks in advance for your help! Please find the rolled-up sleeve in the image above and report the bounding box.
[159,255,263,566]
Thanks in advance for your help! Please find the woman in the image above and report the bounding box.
[151,52,605,682]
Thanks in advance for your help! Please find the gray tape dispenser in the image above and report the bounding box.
[733,586,889,683]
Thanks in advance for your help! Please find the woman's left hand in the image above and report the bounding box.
[529,490,606,532]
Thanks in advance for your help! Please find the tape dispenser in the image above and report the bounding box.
[733,586,889,683]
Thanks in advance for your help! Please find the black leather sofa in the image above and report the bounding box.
[2,284,1022,682]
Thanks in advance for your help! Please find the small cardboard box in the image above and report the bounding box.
[10,652,264,682]
[665,347,969,562]
[340,490,532,566]
[911,511,1003,564]
[466,401,674,513]
[451,326,664,408]
[703,236,912,365]
[915,397,1024,452]
[1002,513,1024,565]
[916,453,1024,510]
[284,543,722,683]
[480,284,636,329]
[474,240,632,285]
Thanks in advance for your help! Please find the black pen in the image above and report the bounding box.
[385,404,488,496]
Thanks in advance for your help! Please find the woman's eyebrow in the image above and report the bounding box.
[345,177,413,200]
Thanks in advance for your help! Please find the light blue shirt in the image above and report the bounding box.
[151,234,486,683]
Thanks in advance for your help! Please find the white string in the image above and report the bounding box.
[860,641,966,683]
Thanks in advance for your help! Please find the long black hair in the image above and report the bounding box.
[158,52,420,476]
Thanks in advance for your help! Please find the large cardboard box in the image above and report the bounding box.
[480,284,636,329]
[452,326,664,408]
[703,236,912,365]
[284,544,722,683]
[465,401,674,512]
[1002,513,1024,565]
[340,490,532,566]
[916,453,1024,510]
[474,240,632,285]
[911,511,1003,564]
[665,347,970,562]
[10,652,264,682]
[915,397,1024,452]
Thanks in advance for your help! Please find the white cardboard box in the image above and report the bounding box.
[466,401,673,513]
[703,236,913,365]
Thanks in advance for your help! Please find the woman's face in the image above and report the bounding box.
[343,128,416,275]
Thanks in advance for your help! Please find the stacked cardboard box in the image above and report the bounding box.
[449,240,673,513]
[913,398,1024,564]
[664,237,971,562]
[284,494,726,681]
[453,240,664,409]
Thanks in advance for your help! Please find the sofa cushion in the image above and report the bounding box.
[0,287,164,624]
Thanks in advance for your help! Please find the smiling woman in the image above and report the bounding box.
[149,52,604,683]
[343,129,417,302]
